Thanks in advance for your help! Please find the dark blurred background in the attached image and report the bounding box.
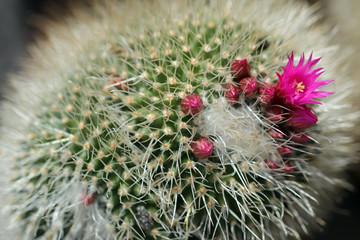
[0,0,359,239]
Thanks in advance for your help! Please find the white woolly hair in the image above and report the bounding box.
[197,98,282,169]
[0,0,359,239]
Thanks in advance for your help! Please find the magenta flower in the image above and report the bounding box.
[286,106,317,129]
[275,53,334,107]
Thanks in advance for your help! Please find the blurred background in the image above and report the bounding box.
[0,0,359,239]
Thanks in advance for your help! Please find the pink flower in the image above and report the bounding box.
[191,138,213,159]
[181,94,204,116]
[230,59,251,80]
[286,106,317,129]
[275,53,334,107]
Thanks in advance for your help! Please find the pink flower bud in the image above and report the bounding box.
[289,131,312,143]
[258,83,275,106]
[239,77,258,98]
[225,83,240,104]
[264,159,278,169]
[268,129,284,139]
[181,94,204,116]
[277,147,292,157]
[109,74,129,91]
[265,106,284,122]
[190,138,213,159]
[230,59,251,80]
[81,193,96,206]
[286,106,317,129]
[283,163,294,173]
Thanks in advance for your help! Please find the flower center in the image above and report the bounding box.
[293,81,305,94]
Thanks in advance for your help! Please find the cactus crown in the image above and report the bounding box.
[0,1,357,240]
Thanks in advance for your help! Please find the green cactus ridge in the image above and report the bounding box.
[1,1,358,240]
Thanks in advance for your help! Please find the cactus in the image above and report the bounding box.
[0,0,359,239]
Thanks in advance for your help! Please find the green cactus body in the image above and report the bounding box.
[1,1,358,240]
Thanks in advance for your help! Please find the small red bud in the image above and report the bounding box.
[109,74,128,91]
[181,94,204,116]
[289,131,312,143]
[225,83,240,104]
[191,138,213,159]
[239,77,258,98]
[264,159,278,169]
[230,59,251,80]
[265,106,284,122]
[277,147,292,157]
[286,106,317,129]
[283,163,294,173]
[258,83,275,106]
[81,193,96,206]
[268,129,284,139]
